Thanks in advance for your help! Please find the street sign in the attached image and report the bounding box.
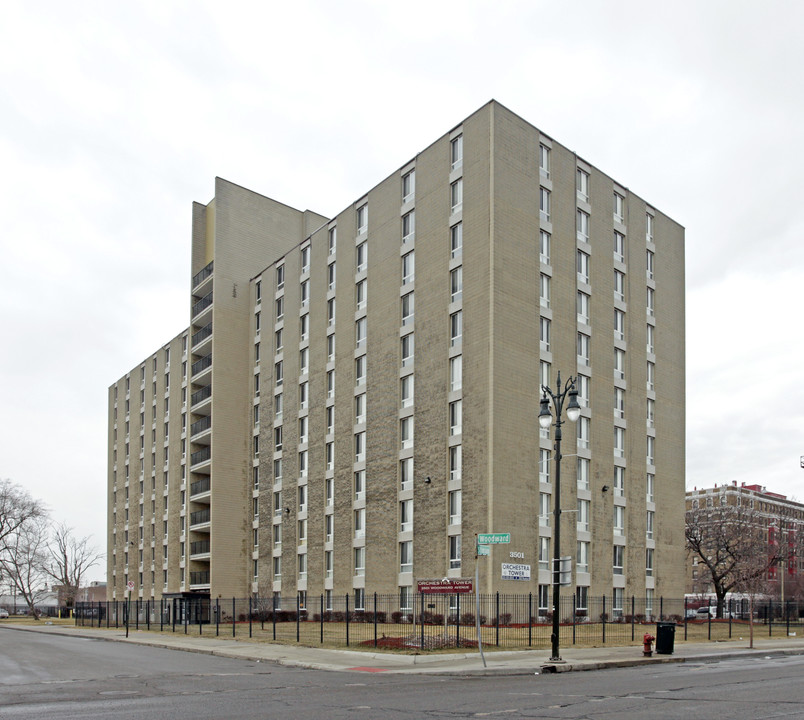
[478,532,510,544]
[477,544,490,556]
[554,556,572,586]
[501,563,531,581]
[417,578,473,594]
[126,580,134,591]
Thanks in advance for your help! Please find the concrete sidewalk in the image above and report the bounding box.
[5,622,804,676]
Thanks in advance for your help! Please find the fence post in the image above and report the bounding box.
[272,596,276,640]
[528,593,532,647]
[249,596,253,638]
[572,594,576,645]
[136,599,139,630]
[296,594,300,643]
[602,595,606,644]
[728,598,732,638]
[768,602,772,637]
[373,592,378,648]
[708,604,711,640]
[631,596,635,642]
[346,594,350,647]
[495,592,500,647]
[684,596,688,640]
[320,594,324,645]
[660,596,664,621]
[420,592,425,651]
[216,598,220,636]
[160,599,163,632]
[199,601,203,635]
[786,600,790,636]
[457,592,461,649]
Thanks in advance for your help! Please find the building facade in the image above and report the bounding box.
[108,101,686,616]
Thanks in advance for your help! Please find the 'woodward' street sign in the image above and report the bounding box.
[478,533,510,544]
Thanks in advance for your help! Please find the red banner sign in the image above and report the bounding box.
[416,579,473,594]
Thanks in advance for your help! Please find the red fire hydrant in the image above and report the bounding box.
[643,632,655,657]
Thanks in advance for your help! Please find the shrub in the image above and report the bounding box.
[496,613,512,627]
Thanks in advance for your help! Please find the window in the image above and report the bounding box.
[298,553,307,580]
[298,485,307,513]
[577,291,590,325]
[356,204,368,235]
[354,547,365,577]
[276,265,285,289]
[646,473,655,503]
[613,545,624,575]
[577,457,590,490]
[646,324,655,354]
[402,170,415,203]
[327,369,335,398]
[299,347,309,375]
[577,250,590,284]
[449,490,462,525]
[449,445,462,482]
[401,374,414,407]
[298,518,307,546]
[298,449,308,477]
[615,349,626,380]
[646,249,654,280]
[613,192,625,224]
[356,278,367,310]
[273,556,281,579]
[539,230,550,265]
[451,134,463,171]
[449,535,461,569]
[355,355,366,386]
[614,466,625,497]
[402,210,415,243]
[647,287,655,317]
[449,399,462,436]
[355,317,367,348]
[577,500,590,532]
[539,448,550,484]
[538,585,550,613]
[450,266,463,303]
[539,492,550,526]
[401,292,414,326]
[298,416,308,445]
[614,231,625,263]
[614,270,625,303]
[614,427,625,458]
[538,536,550,571]
[326,477,333,507]
[577,416,590,450]
[402,251,415,285]
[576,210,589,243]
[614,309,625,342]
[325,551,333,579]
[400,541,413,573]
[647,361,655,391]
[299,381,308,410]
[539,317,551,352]
[577,332,590,367]
[274,328,283,354]
[353,509,365,538]
[451,179,463,213]
[328,226,337,255]
[300,246,310,274]
[274,361,283,387]
[400,416,413,449]
[275,296,284,321]
[401,334,414,367]
[327,298,336,327]
[577,168,589,203]
[325,441,334,471]
[400,457,413,491]
[451,222,463,259]
[540,274,551,309]
[539,187,550,222]
[354,431,365,463]
[614,387,625,419]
[356,241,367,273]
[539,143,550,178]
[614,506,625,536]
[449,355,462,392]
[327,262,336,291]
[647,436,655,466]
[299,314,309,342]
[355,393,366,425]
[274,426,283,452]
[646,213,654,242]
[354,470,365,501]
[576,374,590,408]
[576,540,589,573]
[273,491,282,516]
[450,310,462,346]
[400,499,413,532]
[273,457,283,482]
[539,360,551,393]
[646,510,655,540]
[647,398,655,429]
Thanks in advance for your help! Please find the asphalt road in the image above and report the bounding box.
[2,627,803,719]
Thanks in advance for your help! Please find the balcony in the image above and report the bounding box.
[192,291,213,319]
[192,322,213,352]
[189,570,210,587]
[192,354,212,376]
[191,385,212,408]
[190,415,211,437]
[190,476,210,498]
[190,508,211,528]
[190,540,210,558]
[190,446,211,467]
[192,261,214,289]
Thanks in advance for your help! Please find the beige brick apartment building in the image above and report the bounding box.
[107,101,686,616]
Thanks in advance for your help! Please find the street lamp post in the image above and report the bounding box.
[539,371,581,663]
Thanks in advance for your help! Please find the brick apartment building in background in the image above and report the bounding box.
[107,100,686,617]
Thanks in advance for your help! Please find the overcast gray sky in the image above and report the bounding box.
[2,1,802,582]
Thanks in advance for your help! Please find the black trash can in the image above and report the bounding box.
[655,621,676,655]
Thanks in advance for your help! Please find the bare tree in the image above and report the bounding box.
[44,523,103,609]
[0,516,50,617]
[686,502,784,618]
[0,478,47,550]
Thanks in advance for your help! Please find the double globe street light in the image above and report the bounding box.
[538,371,581,663]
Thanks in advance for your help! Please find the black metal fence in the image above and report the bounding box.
[74,595,804,650]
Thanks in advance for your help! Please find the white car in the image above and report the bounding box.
[0,609,9,619]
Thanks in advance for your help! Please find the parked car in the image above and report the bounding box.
[696,606,716,618]
[0,609,9,619]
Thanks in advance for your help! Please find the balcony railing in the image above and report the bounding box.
[189,571,210,585]
[191,385,212,406]
[192,261,214,288]
[190,477,210,496]
[192,354,212,375]
[190,508,211,526]
[190,416,211,436]
[192,292,213,318]
[190,540,210,555]
[192,323,212,347]
[190,447,211,466]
